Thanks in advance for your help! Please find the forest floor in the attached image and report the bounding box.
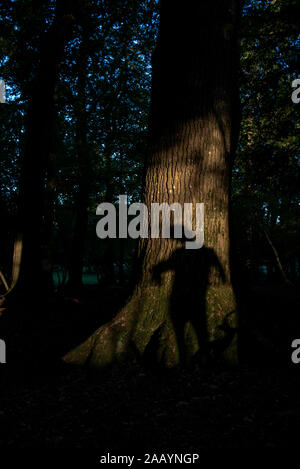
[0,284,300,449]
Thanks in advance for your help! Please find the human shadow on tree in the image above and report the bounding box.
[150,227,236,367]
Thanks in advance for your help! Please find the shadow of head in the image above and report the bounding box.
[169,224,203,250]
[151,224,225,286]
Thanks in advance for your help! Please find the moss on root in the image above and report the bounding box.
[63,281,238,371]
[205,284,238,366]
[62,282,173,370]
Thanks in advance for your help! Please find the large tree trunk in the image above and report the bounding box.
[64,0,241,369]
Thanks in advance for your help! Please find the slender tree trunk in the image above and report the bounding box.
[118,147,125,286]
[64,0,241,369]
[262,226,292,285]
[17,0,80,301]
[42,103,59,294]
[101,151,117,286]
[68,41,90,290]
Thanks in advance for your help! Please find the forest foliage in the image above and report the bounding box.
[0,0,299,292]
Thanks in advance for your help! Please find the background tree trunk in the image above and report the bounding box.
[17,0,81,301]
[68,36,90,290]
[64,0,241,370]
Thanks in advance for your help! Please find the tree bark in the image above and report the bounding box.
[64,0,241,370]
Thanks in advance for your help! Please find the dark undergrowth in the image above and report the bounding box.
[0,284,300,448]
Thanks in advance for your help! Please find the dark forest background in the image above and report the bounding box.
[0,0,299,292]
[0,0,300,450]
